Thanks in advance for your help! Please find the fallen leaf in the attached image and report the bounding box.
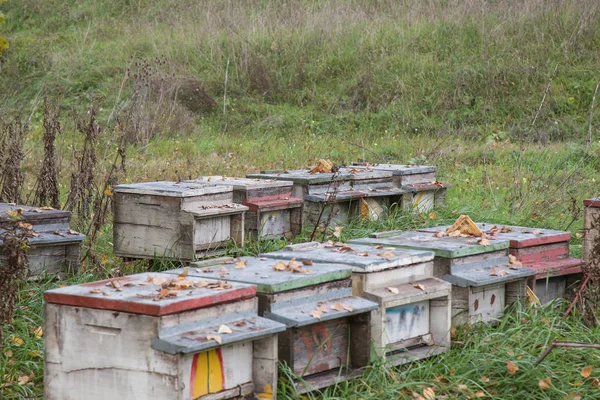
[355,252,369,257]
[539,377,552,390]
[152,277,167,286]
[379,251,395,260]
[207,335,222,344]
[478,237,490,246]
[506,360,519,375]
[414,284,426,291]
[178,269,188,278]
[104,189,113,197]
[33,327,43,338]
[429,212,437,220]
[533,230,542,235]
[473,298,479,311]
[89,289,107,295]
[218,325,233,334]
[475,390,486,398]
[333,226,344,238]
[272,262,287,271]
[235,259,247,269]
[422,387,436,399]
[457,384,468,391]
[375,245,385,249]
[387,287,400,294]
[310,309,323,319]
[10,336,24,346]
[481,376,490,383]
[581,366,592,378]
[330,303,352,312]
[158,288,170,299]
[339,245,354,252]
[302,259,313,266]
[490,294,496,305]
[195,281,209,288]
[18,375,31,385]
[433,231,446,238]
[508,254,523,266]
[218,266,229,275]
[233,321,247,327]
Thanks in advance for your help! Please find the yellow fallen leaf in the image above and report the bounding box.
[178,269,188,278]
[28,350,40,358]
[33,327,43,338]
[235,259,247,269]
[508,254,523,266]
[429,212,437,220]
[207,334,222,344]
[414,284,426,291]
[10,336,24,346]
[301,259,313,266]
[104,189,113,197]
[272,262,287,271]
[581,366,592,378]
[478,237,490,246]
[422,387,436,399]
[507,360,519,375]
[387,287,400,294]
[218,325,233,334]
[18,375,31,385]
[539,377,552,390]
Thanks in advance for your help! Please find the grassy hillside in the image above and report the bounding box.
[1,0,600,399]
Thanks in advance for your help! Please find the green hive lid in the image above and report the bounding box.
[348,231,509,258]
[169,256,352,294]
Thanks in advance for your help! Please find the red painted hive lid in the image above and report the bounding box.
[584,197,600,208]
[44,272,256,316]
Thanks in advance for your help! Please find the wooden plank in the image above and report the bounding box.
[384,300,430,345]
[583,205,600,263]
[534,276,567,304]
[113,181,231,197]
[350,233,510,258]
[183,257,352,294]
[468,284,505,324]
[525,257,583,279]
[444,262,535,288]
[44,272,256,316]
[287,318,349,376]
[510,242,569,262]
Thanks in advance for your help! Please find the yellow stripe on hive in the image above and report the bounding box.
[208,349,224,393]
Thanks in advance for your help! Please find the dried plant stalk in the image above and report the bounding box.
[0,118,27,204]
[33,98,61,209]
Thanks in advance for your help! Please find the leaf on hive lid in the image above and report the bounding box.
[508,254,522,266]
[478,237,490,246]
[235,259,247,269]
[301,259,313,266]
[207,334,222,344]
[378,251,395,261]
[446,215,483,237]
[310,304,328,319]
[387,287,400,294]
[355,252,369,257]
[414,284,426,291]
[309,159,334,174]
[178,269,188,278]
[218,324,233,334]
[272,262,287,271]
[218,266,229,275]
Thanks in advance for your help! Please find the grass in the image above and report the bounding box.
[1,0,600,398]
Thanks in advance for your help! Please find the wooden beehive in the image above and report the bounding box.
[419,223,583,303]
[0,203,85,276]
[173,257,378,393]
[350,232,535,326]
[259,242,452,366]
[44,272,285,400]
[247,168,405,225]
[113,181,248,261]
[352,163,450,212]
[187,177,303,239]
[584,197,600,264]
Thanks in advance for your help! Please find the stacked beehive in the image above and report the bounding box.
[259,241,452,365]
[186,176,304,240]
[0,203,85,276]
[113,181,247,261]
[350,231,535,326]
[419,223,582,303]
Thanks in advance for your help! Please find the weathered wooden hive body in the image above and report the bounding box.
[44,272,285,400]
[584,197,600,264]
[175,257,378,393]
[349,232,535,326]
[419,223,582,304]
[0,203,85,276]
[352,163,450,212]
[113,181,248,261]
[259,242,452,366]
[187,177,303,239]
[247,168,405,225]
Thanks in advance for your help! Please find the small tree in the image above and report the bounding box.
[0,0,8,55]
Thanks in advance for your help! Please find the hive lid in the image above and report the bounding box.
[336,167,393,181]
[419,223,571,248]
[349,232,509,258]
[187,177,294,190]
[247,170,352,185]
[0,203,71,223]
[584,197,600,208]
[445,263,535,288]
[172,257,352,294]
[352,163,437,176]
[113,181,232,197]
[260,241,434,273]
[44,272,256,316]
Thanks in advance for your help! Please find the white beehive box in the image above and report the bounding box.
[44,272,285,400]
[174,257,378,394]
[260,242,452,366]
[584,197,600,264]
[113,181,248,261]
[187,177,303,239]
[419,223,583,304]
[247,168,405,226]
[350,232,535,326]
[0,203,85,276]
[351,163,450,212]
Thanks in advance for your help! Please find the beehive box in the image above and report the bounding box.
[173,257,378,393]
[351,163,450,212]
[187,177,303,239]
[419,223,583,303]
[259,242,452,366]
[113,181,248,261]
[584,197,600,264]
[44,272,285,400]
[0,203,85,275]
[350,232,535,326]
[247,168,405,225]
